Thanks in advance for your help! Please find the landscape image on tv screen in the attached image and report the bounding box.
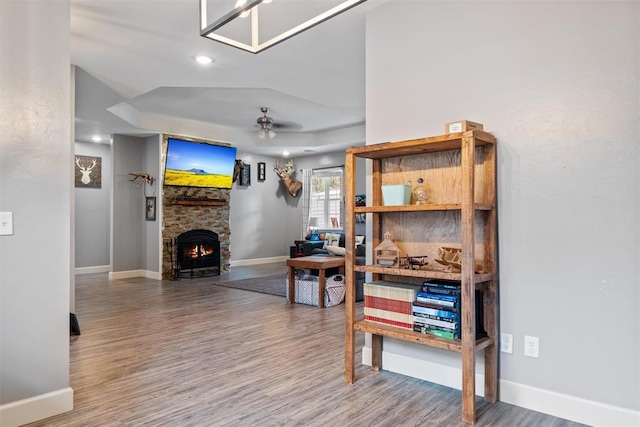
[164,138,237,189]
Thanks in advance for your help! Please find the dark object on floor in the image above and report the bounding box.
[70,313,81,335]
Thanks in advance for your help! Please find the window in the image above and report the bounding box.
[310,167,343,229]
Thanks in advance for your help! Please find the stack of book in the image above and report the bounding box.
[413,281,460,339]
[364,281,421,330]
[413,281,487,340]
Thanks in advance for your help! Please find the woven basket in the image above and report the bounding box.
[286,273,345,307]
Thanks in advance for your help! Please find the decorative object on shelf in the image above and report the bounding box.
[445,119,484,134]
[381,183,412,206]
[75,155,102,188]
[435,247,462,272]
[233,159,245,183]
[128,171,155,188]
[274,160,302,197]
[374,232,401,268]
[400,255,429,270]
[145,196,156,221]
[239,163,251,186]
[412,178,428,205]
[199,0,368,54]
[257,162,266,181]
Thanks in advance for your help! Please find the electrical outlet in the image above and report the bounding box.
[524,335,539,358]
[500,333,513,354]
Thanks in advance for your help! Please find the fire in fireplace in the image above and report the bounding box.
[174,229,220,277]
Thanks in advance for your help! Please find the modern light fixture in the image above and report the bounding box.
[257,107,276,140]
[194,54,213,64]
[200,0,368,54]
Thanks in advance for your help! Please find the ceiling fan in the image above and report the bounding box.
[257,107,277,140]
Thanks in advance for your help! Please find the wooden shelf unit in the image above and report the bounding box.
[344,130,498,425]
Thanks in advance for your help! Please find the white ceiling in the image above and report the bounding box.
[71,0,382,157]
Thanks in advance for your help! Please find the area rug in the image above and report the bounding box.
[214,273,287,297]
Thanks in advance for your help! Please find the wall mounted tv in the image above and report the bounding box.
[164,138,237,189]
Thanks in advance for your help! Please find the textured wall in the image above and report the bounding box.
[367,0,639,417]
[0,0,71,411]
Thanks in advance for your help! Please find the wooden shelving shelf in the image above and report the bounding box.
[343,129,498,425]
[353,265,494,283]
[354,320,495,352]
[171,199,228,207]
[355,203,493,213]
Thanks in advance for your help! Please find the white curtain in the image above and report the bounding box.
[301,168,312,238]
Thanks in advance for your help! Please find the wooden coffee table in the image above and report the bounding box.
[286,255,345,308]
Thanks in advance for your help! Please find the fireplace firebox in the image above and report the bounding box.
[174,229,220,277]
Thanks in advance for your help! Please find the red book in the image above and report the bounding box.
[364,295,412,315]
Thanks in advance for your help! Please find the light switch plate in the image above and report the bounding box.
[0,212,14,235]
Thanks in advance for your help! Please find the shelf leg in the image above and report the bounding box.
[484,280,498,403]
[371,334,382,371]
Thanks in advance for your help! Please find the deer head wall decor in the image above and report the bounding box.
[75,157,97,185]
[74,155,102,188]
[274,160,303,198]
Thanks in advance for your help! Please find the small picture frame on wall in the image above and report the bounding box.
[145,196,156,221]
[240,164,251,186]
[258,162,266,181]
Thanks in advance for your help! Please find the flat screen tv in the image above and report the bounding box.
[164,138,237,189]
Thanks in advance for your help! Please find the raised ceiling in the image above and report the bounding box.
[71,0,384,157]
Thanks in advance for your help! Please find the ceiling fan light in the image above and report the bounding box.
[268,129,276,139]
[257,129,266,139]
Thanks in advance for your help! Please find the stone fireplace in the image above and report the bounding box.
[162,186,231,279]
[160,134,234,279]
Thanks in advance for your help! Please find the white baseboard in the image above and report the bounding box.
[230,256,288,267]
[144,270,162,280]
[75,265,110,275]
[108,269,161,280]
[500,380,640,427]
[361,346,639,426]
[0,387,73,427]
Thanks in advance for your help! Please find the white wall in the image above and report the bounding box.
[143,135,161,274]
[366,1,639,425]
[111,135,144,273]
[74,141,111,270]
[229,153,289,262]
[0,1,73,425]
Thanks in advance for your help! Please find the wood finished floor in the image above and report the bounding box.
[26,262,585,427]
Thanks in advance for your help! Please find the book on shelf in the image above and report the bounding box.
[416,291,459,303]
[364,281,421,303]
[364,308,413,329]
[422,280,460,295]
[413,300,458,313]
[364,295,412,315]
[412,324,456,340]
[412,304,458,320]
[412,310,457,323]
[412,316,458,330]
[415,295,457,307]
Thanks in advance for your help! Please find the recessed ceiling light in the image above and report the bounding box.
[194,55,213,65]
[282,151,290,157]
[91,135,102,142]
